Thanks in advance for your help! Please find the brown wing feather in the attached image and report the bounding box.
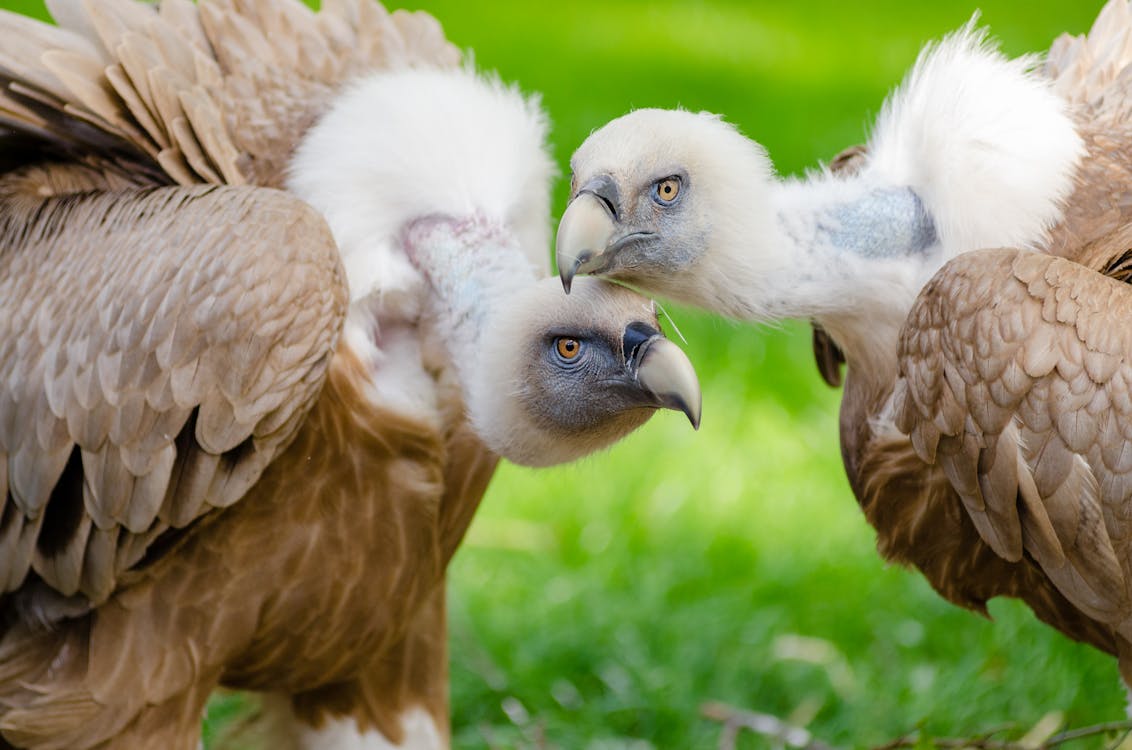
[0,177,347,615]
[895,246,1132,630]
[1045,0,1132,115]
[855,425,1118,654]
[0,0,460,189]
[1043,2,1132,259]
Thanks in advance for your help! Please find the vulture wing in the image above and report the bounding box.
[0,0,459,189]
[894,243,1132,631]
[0,181,348,614]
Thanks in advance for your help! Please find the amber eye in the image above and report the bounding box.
[555,337,582,360]
[654,177,681,205]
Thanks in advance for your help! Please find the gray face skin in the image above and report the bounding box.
[470,277,701,468]
[556,169,700,293]
[554,109,727,295]
[523,317,695,433]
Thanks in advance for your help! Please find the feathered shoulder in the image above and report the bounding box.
[1046,0,1132,118]
[0,0,460,189]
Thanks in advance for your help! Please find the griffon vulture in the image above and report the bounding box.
[557,1,1132,684]
[0,1,702,748]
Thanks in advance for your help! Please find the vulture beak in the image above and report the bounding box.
[627,326,702,429]
[556,175,621,293]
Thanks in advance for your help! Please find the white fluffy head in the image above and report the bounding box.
[287,66,557,304]
[566,108,782,318]
[864,21,1083,258]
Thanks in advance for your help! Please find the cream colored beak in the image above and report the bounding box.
[556,192,617,293]
[634,335,702,429]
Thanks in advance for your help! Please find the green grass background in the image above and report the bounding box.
[1,1,1123,748]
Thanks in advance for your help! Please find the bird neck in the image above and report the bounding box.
[723,174,943,382]
[402,215,536,400]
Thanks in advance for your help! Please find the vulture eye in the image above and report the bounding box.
[555,337,583,361]
[652,176,682,205]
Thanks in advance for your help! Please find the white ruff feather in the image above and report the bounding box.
[864,21,1083,259]
[287,66,555,307]
[286,66,555,424]
[297,708,443,750]
[761,22,1084,376]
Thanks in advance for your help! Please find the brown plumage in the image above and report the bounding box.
[882,5,1132,678]
[558,0,1132,687]
[0,1,703,748]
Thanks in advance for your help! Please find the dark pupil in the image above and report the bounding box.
[564,341,576,352]
[663,183,672,195]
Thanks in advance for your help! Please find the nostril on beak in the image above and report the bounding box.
[578,175,620,221]
[594,193,617,220]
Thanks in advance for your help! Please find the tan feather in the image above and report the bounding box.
[0,3,683,748]
[0,0,459,191]
[104,64,166,150]
[0,502,42,593]
[1,183,347,606]
[894,243,1132,641]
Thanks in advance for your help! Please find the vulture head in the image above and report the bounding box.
[557,108,777,313]
[290,68,700,469]
[459,274,699,467]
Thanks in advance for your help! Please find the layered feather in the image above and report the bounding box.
[894,248,1132,630]
[0,0,459,189]
[0,184,347,612]
[0,3,687,748]
[874,0,1132,679]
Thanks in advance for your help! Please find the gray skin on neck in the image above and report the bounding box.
[816,187,937,259]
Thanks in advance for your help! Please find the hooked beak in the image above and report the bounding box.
[556,175,621,293]
[631,335,702,429]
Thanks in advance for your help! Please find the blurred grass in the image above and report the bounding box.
[2,0,1122,748]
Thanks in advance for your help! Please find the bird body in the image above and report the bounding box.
[0,0,702,747]
[559,1,1132,684]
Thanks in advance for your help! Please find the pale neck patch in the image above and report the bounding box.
[284,67,556,426]
[755,176,934,314]
[714,175,935,384]
[814,187,936,260]
[298,708,444,750]
[403,215,535,382]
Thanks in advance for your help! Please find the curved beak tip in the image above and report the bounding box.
[670,392,702,430]
[634,337,703,431]
[558,256,580,294]
[685,399,703,431]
